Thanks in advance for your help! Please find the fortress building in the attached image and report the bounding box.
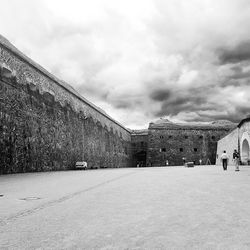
[140,119,234,167]
[0,35,236,174]
[216,117,250,166]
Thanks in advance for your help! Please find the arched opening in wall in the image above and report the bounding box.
[242,139,250,164]
[133,151,146,167]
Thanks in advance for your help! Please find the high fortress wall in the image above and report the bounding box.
[0,35,131,174]
[0,35,237,174]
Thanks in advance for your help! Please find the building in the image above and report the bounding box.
[0,34,238,174]
[131,129,148,167]
[216,117,250,165]
[146,119,235,166]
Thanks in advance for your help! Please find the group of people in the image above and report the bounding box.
[220,149,240,171]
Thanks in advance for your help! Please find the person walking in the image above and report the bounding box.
[233,149,240,171]
[220,150,229,171]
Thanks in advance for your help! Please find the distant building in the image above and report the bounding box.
[131,119,235,167]
[146,119,235,166]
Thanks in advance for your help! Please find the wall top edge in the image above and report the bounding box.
[0,34,130,133]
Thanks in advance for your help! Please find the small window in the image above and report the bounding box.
[161,148,166,152]
[194,148,198,152]
[160,135,164,139]
[199,135,203,139]
[141,141,144,147]
[168,135,172,139]
[180,148,183,152]
[211,136,215,140]
[185,136,188,139]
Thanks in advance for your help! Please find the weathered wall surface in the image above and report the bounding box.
[147,122,234,166]
[238,122,250,151]
[237,121,250,164]
[131,130,148,167]
[216,128,238,166]
[0,37,131,174]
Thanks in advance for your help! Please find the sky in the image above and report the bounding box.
[1,0,250,129]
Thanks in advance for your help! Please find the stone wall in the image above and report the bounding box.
[0,35,239,173]
[0,36,131,174]
[147,122,234,166]
[236,119,250,164]
[216,128,238,166]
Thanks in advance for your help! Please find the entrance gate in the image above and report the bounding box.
[242,139,250,164]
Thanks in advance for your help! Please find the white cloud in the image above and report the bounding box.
[1,0,250,128]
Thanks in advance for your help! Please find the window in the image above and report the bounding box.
[168,135,172,139]
[211,136,215,140]
[160,135,164,139]
[141,141,144,147]
[160,148,166,152]
[180,148,183,152]
[194,148,198,152]
[185,135,188,139]
[199,135,203,139]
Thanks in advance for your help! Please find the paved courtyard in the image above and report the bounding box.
[1,165,250,249]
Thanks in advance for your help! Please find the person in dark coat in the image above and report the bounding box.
[220,150,229,171]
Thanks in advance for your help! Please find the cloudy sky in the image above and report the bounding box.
[1,0,250,128]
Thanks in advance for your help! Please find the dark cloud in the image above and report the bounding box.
[113,100,133,109]
[195,107,249,123]
[2,0,250,128]
[153,89,212,118]
[150,89,171,101]
[218,41,250,64]
[231,71,250,80]
[220,64,250,87]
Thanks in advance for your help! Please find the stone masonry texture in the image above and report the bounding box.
[131,130,148,167]
[216,118,250,166]
[216,128,239,166]
[0,36,131,174]
[0,35,238,174]
[147,121,235,166]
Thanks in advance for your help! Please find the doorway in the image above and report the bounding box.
[242,139,250,164]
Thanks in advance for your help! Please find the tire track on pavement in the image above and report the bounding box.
[0,170,137,226]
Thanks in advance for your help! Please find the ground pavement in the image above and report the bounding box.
[1,165,250,249]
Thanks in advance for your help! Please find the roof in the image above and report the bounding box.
[131,129,148,135]
[237,117,250,128]
[0,34,130,133]
[149,118,237,130]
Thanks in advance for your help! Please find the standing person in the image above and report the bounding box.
[182,157,186,166]
[233,149,240,171]
[220,150,229,171]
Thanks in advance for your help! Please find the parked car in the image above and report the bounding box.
[75,161,88,170]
